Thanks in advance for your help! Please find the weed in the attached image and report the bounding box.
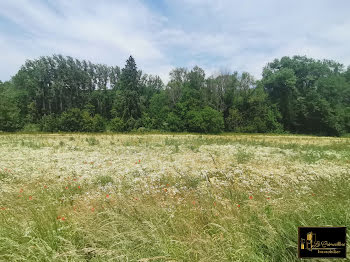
[86,137,99,146]
[94,175,114,186]
[235,148,254,163]
[0,133,349,261]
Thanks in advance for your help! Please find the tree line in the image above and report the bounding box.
[1,54,349,136]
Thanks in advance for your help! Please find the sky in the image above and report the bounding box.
[0,0,350,83]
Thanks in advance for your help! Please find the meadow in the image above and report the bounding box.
[0,133,349,261]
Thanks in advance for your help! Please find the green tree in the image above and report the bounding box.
[0,82,21,131]
[109,117,125,132]
[186,107,224,133]
[263,68,297,130]
[149,92,170,129]
[262,56,349,135]
[40,114,59,132]
[59,108,87,132]
[117,56,142,125]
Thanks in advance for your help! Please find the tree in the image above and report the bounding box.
[0,81,21,131]
[200,106,224,133]
[117,56,142,124]
[2,53,348,136]
[59,108,86,132]
[186,107,224,133]
[149,92,170,129]
[109,117,125,132]
[261,56,348,135]
[226,85,282,133]
[263,68,297,130]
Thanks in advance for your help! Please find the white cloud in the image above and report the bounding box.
[0,0,350,82]
[0,0,172,81]
[166,0,350,73]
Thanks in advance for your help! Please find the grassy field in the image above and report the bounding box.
[0,133,349,261]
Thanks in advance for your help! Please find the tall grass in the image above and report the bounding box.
[1,175,348,261]
[0,133,349,261]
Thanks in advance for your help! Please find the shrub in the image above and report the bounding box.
[109,117,125,132]
[200,106,224,133]
[225,105,283,133]
[225,109,243,132]
[0,99,21,131]
[81,111,94,132]
[40,114,59,132]
[137,127,150,133]
[140,112,153,129]
[186,107,224,133]
[186,110,203,132]
[22,123,40,133]
[59,108,85,132]
[92,114,106,132]
[165,112,183,132]
[125,117,136,131]
[58,108,103,132]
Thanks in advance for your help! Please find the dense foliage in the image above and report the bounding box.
[0,55,349,135]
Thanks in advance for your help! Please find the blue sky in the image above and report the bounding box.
[0,0,350,82]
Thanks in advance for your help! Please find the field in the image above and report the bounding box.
[0,133,349,261]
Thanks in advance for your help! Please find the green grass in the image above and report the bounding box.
[85,137,100,146]
[1,175,348,261]
[94,175,114,186]
[0,133,349,261]
[235,148,254,164]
